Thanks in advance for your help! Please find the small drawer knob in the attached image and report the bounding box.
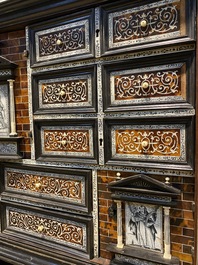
[35,183,41,189]
[142,140,149,148]
[140,20,147,27]
[37,225,44,232]
[142,82,149,89]
[56,39,62,45]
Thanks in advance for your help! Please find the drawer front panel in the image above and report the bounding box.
[113,125,184,160]
[104,118,193,169]
[103,52,194,111]
[36,21,89,60]
[29,10,94,66]
[32,66,97,114]
[8,208,85,248]
[102,0,193,54]
[3,164,92,213]
[34,120,98,164]
[2,204,93,258]
[111,64,184,103]
[42,127,93,156]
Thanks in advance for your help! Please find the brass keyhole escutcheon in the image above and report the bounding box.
[142,140,149,148]
[56,39,62,45]
[142,82,149,89]
[37,225,44,232]
[140,19,147,28]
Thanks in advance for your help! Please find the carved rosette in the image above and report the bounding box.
[110,63,186,106]
[41,126,94,157]
[5,168,85,204]
[111,124,186,162]
[39,74,92,109]
[35,19,90,62]
[7,208,87,249]
[108,0,184,48]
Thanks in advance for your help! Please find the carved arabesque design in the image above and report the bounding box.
[115,129,180,156]
[7,170,82,201]
[9,210,84,246]
[112,1,179,43]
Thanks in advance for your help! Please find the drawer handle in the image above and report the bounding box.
[142,140,149,148]
[56,39,62,45]
[142,81,149,89]
[37,225,44,232]
[35,183,42,189]
[140,19,147,28]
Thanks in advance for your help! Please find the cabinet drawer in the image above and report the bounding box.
[32,65,97,114]
[28,9,95,66]
[1,203,93,259]
[103,52,195,111]
[1,164,92,214]
[104,117,194,170]
[102,0,194,55]
[34,119,98,164]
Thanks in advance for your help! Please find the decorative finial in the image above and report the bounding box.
[165,177,170,185]
[116,172,121,179]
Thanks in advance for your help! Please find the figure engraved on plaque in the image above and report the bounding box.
[125,202,163,252]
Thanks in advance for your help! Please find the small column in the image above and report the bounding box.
[163,206,171,259]
[7,79,17,136]
[115,200,124,248]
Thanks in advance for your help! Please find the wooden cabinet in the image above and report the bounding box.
[0,0,195,264]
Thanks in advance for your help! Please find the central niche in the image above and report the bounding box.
[125,202,163,252]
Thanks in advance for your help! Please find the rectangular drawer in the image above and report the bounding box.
[32,65,97,114]
[1,202,93,259]
[102,52,195,112]
[1,163,92,214]
[104,117,194,170]
[28,9,95,66]
[102,0,195,55]
[34,119,98,164]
